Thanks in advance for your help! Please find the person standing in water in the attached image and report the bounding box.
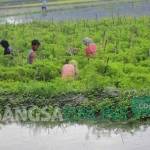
[0,40,13,55]
[28,40,40,64]
[83,37,97,58]
[41,0,48,12]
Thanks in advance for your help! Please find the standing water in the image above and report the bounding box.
[0,0,150,24]
[0,121,150,150]
[0,0,150,149]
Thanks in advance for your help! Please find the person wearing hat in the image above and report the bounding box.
[0,40,13,55]
[83,37,97,58]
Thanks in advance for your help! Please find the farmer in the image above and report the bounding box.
[83,37,97,58]
[28,40,40,64]
[0,40,13,55]
[41,0,48,12]
[61,59,79,79]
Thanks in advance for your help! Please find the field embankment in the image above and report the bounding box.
[0,17,150,121]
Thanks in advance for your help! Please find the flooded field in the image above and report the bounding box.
[0,121,150,150]
[0,0,150,24]
[0,0,150,149]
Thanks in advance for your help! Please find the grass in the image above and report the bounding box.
[0,17,149,93]
[0,17,150,121]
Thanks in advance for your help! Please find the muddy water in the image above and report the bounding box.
[0,0,150,24]
[0,121,150,150]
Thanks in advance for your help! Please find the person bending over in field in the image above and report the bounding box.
[83,37,97,58]
[61,59,79,79]
[0,40,13,55]
[28,40,40,64]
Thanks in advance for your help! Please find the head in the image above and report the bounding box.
[32,40,40,51]
[0,40,9,49]
[83,37,93,46]
[69,60,78,68]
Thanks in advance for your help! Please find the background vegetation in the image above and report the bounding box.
[0,17,150,121]
[0,17,150,94]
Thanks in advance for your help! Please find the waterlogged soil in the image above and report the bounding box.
[0,0,150,24]
[0,121,150,150]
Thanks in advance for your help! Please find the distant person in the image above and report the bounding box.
[28,40,40,64]
[41,0,48,12]
[0,40,13,55]
[83,37,97,58]
[61,59,78,79]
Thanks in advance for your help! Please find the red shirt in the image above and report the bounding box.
[85,43,97,57]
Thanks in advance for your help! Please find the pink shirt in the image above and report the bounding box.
[85,43,97,57]
[62,64,76,79]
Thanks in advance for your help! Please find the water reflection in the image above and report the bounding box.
[0,120,150,150]
[0,119,150,137]
[3,16,23,24]
[0,16,32,24]
[0,0,150,24]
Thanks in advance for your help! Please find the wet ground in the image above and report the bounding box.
[0,0,150,24]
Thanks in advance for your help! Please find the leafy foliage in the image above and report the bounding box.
[0,17,150,121]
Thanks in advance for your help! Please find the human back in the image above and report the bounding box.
[61,59,78,79]
[62,64,75,78]
[83,37,97,57]
[85,43,97,57]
